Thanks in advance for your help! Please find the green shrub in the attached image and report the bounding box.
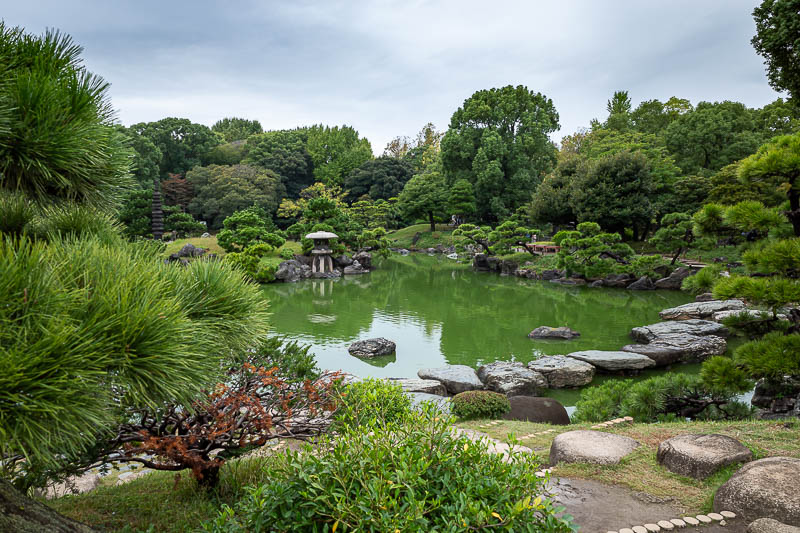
[0,193,36,237]
[681,264,723,294]
[248,337,319,383]
[225,243,279,283]
[335,378,412,430]
[204,405,574,533]
[626,254,672,279]
[572,380,631,423]
[279,247,295,260]
[36,203,121,243]
[451,390,510,420]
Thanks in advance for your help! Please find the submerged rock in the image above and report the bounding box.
[348,338,396,358]
[528,326,581,340]
[528,355,595,388]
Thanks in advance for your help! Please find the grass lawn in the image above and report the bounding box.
[162,236,303,267]
[387,223,463,249]
[456,417,800,515]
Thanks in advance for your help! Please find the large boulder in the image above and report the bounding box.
[476,361,547,396]
[528,326,581,340]
[502,396,570,425]
[627,276,655,290]
[602,273,635,288]
[630,319,729,343]
[343,260,368,275]
[334,254,354,268]
[657,434,753,479]
[387,378,446,396]
[348,338,396,358]
[550,430,640,466]
[748,519,800,533]
[714,457,800,525]
[751,377,800,418]
[564,350,655,372]
[528,355,595,388]
[418,365,483,394]
[621,334,727,366]
[473,254,490,271]
[274,260,306,282]
[178,243,206,258]
[659,299,746,320]
[654,267,694,290]
[540,269,563,281]
[407,392,451,413]
[352,251,372,270]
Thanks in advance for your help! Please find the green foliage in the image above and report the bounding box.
[700,356,755,396]
[398,170,448,232]
[752,0,800,100]
[211,117,263,143]
[488,220,538,256]
[451,390,510,420]
[185,164,282,229]
[735,332,800,381]
[447,178,476,218]
[713,275,800,312]
[224,244,279,283]
[0,192,36,237]
[743,237,800,276]
[681,265,724,295]
[723,200,786,236]
[529,154,582,226]
[129,117,220,178]
[627,254,672,279]
[37,203,121,243]
[305,124,373,186]
[0,24,133,209]
[692,203,733,238]
[572,380,631,423]
[555,222,634,278]
[205,141,248,166]
[649,212,695,264]
[346,197,399,230]
[356,226,390,258]
[205,404,572,533]
[452,223,492,254]
[334,379,412,430]
[165,212,206,238]
[279,247,295,260]
[344,156,412,201]
[244,129,314,199]
[216,206,283,253]
[441,85,560,222]
[248,337,319,383]
[708,162,786,207]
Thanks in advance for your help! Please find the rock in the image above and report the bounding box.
[353,251,372,269]
[407,392,451,413]
[565,350,656,371]
[502,396,570,425]
[334,254,354,267]
[713,309,785,322]
[312,269,341,279]
[590,280,604,287]
[387,378,446,396]
[275,259,307,282]
[627,276,655,290]
[659,299,746,320]
[621,334,727,366]
[473,253,490,271]
[714,457,800,525]
[418,365,483,394]
[178,243,206,258]
[630,319,729,343]
[343,260,368,275]
[752,377,800,418]
[696,292,715,301]
[657,434,753,479]
[603,273,635,288]
[397,248,410,256]
[528,355,595,388]
[528,326,581,340]
[541,269,563,281]
[550,430,640,465]
[201,232,210,238]
[45,471,101,498]
[550,277,587,286]
[476,361,547,396]
[347,337,396,358]
[654,267,694,290]
[748,518,800,532]
[446,253,458,260]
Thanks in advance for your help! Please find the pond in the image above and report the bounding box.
[262,254,700,406]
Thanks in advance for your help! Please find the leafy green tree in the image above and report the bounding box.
[344,156,412,201]
[164,212,205,238]
[185,164,282,229]
[528,153,582,227]
[603,90,633,132]
[205,140,248,166]
[441,85,559,221]
[554,222,635,278]
[755,97,800,137]
[665,101,765,174]
[447,179,476,221]
[743,237,800,277]
[117,125,162,189]
[211,117,263,143]
[216,206,284,253]
[397,171,448,232]
[452,223,492,254]
[630,97,693,136]
[488,220,538,256]
[707,163,785,206]
[225,243,281,283]
[347,197,399,229]
[305,125,373,186]
[0,24,133,209]
[244,129,314,198]
[130,117,220,177]
[649,212,696,264]
[752,0,800,101]
[738,133,800,236]
[572,150,654,239]
[356,226,391,258]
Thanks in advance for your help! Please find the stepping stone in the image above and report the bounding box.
[477,361,547,396]
[714,457,800,524]
[387,378,446,395]
[622,334,727,366]
[657,433,753,479]
[720,511,736,519]
[669,518,686,527]
[550,430,640,466]
[418,365,483,394]
[707,513,723,521]
[657,520,674,530]
[683,517,699,526]
[644,524,661,531]
[630,319,728,343]
[620,529,635,533]
[633,526,648,533]
[528,355,595,388]
[696,515,712,523]
[659,299,746,320]
[564,350,656,371]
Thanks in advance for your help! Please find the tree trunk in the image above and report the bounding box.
[0,478,97,532]
[428,212,435,233]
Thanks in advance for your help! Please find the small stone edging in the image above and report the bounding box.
[607,510,738,532]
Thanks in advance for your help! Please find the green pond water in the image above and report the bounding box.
[262,254,700,407]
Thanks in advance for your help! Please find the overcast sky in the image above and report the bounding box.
[3,1,783,153]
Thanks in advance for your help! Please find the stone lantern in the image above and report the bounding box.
[305,231,338,274]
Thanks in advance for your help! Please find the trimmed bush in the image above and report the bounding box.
[335,378,412,430]
[204,404,574,532]
[451,390,510,420]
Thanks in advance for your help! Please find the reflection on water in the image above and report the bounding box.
[263,254,697,406]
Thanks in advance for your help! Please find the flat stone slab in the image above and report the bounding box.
[631,319,729,343]
[387,378,446,396]
[714,457,800,526]
[477,361,546,396]
[713,309,786,322]
[418,365,483,394]
[657,434,753,479]
[407,392,451,413]
[748,518,800,532]
[622,334,727,366]
[565,350,655,371]
[550,430,640,465]
[528,355,595,388]
[528,326,581,340]
[348,337,396,358]
[660,299,746,320]
[502,396,570,425]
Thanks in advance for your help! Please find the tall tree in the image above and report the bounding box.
[441,85,559,222]
[752,0,800,101]
[244,129,314,198]
[528,153,583,227]
[211,117,263,143]
[604,90,633,132]
[343,156,412,201]
[447,179,476,221]
[130,118,220,178]
[398,171,448,232]
[305,125,373,186]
